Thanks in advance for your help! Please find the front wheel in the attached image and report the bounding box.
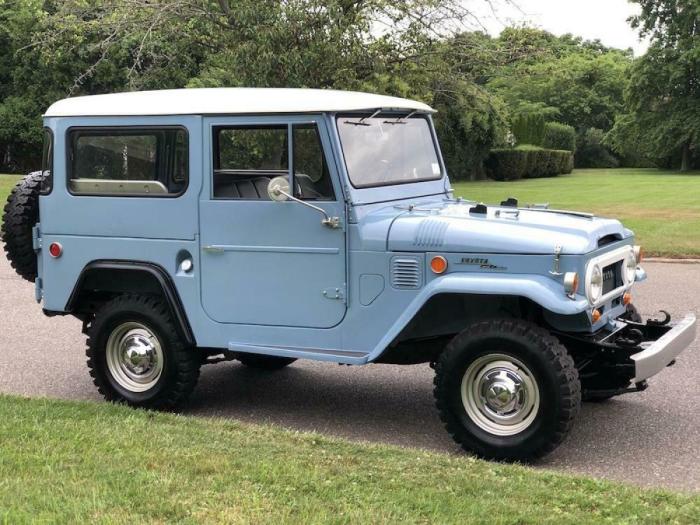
[86,294,201,409]
[434,319,581,461]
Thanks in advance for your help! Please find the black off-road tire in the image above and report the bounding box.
[1,171,45,281]
[86,294,200,410]
[434,319,581,461]
[238,353,297,370]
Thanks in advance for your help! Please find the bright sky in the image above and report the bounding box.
[471,0,650,56]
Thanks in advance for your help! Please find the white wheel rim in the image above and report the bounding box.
[106,321,164,393]
[461,353,540,436]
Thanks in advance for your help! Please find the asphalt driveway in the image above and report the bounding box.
[1,257,698,491]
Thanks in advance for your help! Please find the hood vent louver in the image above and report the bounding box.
[391,256,423,289]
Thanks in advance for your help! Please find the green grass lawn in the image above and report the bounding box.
[453,168,700,258]
[0,174,21,199]
[0,395,698,523]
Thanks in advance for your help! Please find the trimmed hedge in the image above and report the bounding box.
[486,148,573,181]
[543,122,576,152]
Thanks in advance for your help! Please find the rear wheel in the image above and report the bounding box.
[237,353,296,370]
[86,294,200,409]
[434,319,581,461]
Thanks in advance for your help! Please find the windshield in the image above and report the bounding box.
[337,115,442,188]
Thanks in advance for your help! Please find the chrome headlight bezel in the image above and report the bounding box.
[623,253,637,285]
[587,264,603,304]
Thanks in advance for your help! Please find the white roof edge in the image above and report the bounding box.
[44,88,435,117]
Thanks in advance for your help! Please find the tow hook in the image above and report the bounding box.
[647,310,671,326]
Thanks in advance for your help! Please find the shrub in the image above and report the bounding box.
[511,112,546,146]
[543,122,576,152]
[575,128,619,168]
[485,149,528,180]
[486,148,574,180]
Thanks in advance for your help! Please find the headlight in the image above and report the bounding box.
[588,264,603,303]
[624,254,637,285]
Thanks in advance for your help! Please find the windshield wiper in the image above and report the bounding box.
[344,108,382,126]
[383,110,417,125]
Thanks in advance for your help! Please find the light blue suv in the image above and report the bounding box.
[2,88,695,461]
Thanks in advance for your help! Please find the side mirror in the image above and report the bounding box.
[267,176,291,202]
[266,175,341,229]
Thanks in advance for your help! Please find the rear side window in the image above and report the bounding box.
[68,128,188,196]
[40,128,53,195]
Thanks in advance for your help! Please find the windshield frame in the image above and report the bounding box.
[335,112,445,190]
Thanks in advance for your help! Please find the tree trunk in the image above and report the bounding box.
[680,141,691,172]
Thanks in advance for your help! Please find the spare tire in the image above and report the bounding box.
[1,171,45,282]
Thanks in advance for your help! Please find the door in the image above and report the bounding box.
[199,116,347,328]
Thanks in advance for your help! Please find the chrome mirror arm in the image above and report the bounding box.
[274,189,341,229]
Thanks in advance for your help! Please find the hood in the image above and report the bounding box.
[384,202,630,255]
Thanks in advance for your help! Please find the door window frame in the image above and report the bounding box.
[206,115,342,202]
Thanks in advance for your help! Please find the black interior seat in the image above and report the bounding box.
[214,172,271,199]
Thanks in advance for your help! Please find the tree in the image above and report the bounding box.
[486,29,632,133]
[609,0,700,171]
[0,0,514,178]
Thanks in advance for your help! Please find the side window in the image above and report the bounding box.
[212,123,335,201]
[68,128,188,196]
[213,126,288,200]
[40,128,53,195]
[293,124,334,201]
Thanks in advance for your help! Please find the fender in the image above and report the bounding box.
[65,260,196,346]
[367,272,588,362]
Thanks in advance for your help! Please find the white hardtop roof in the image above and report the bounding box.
[44,88,435,117]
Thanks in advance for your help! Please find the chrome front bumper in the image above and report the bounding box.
[630,314,696,382]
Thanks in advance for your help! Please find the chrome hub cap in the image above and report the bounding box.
[106,322,164,393]
[461,354,540,436]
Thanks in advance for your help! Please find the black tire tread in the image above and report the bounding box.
[86,293,200,410]
[433,318,581,461]
[1,171,45,281]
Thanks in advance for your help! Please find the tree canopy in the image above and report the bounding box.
[0,0,697,175]
[609,0,699,171]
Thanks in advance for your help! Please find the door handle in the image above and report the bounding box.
[203,245,225,253]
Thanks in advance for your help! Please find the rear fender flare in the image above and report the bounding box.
[66,260,195,346]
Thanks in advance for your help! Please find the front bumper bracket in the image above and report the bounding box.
[630,314,696,382]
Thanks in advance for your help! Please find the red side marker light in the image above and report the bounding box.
[48,242,62,258]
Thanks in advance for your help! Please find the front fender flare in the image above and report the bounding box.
[367,273,588,362]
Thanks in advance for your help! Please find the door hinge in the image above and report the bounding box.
[322,287,345,300]
[32,225,42,251]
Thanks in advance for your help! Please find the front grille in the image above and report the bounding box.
[602,261,622,295]
[391,256,422,289]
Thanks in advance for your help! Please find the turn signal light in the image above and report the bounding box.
[623,292,632,305]
[430,256,448,274]
[563,272,579,297]
[633,245,643,264]
[591,309,602,323]
[48,242,62,258]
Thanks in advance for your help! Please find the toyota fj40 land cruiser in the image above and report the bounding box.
[2,88,695,461]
